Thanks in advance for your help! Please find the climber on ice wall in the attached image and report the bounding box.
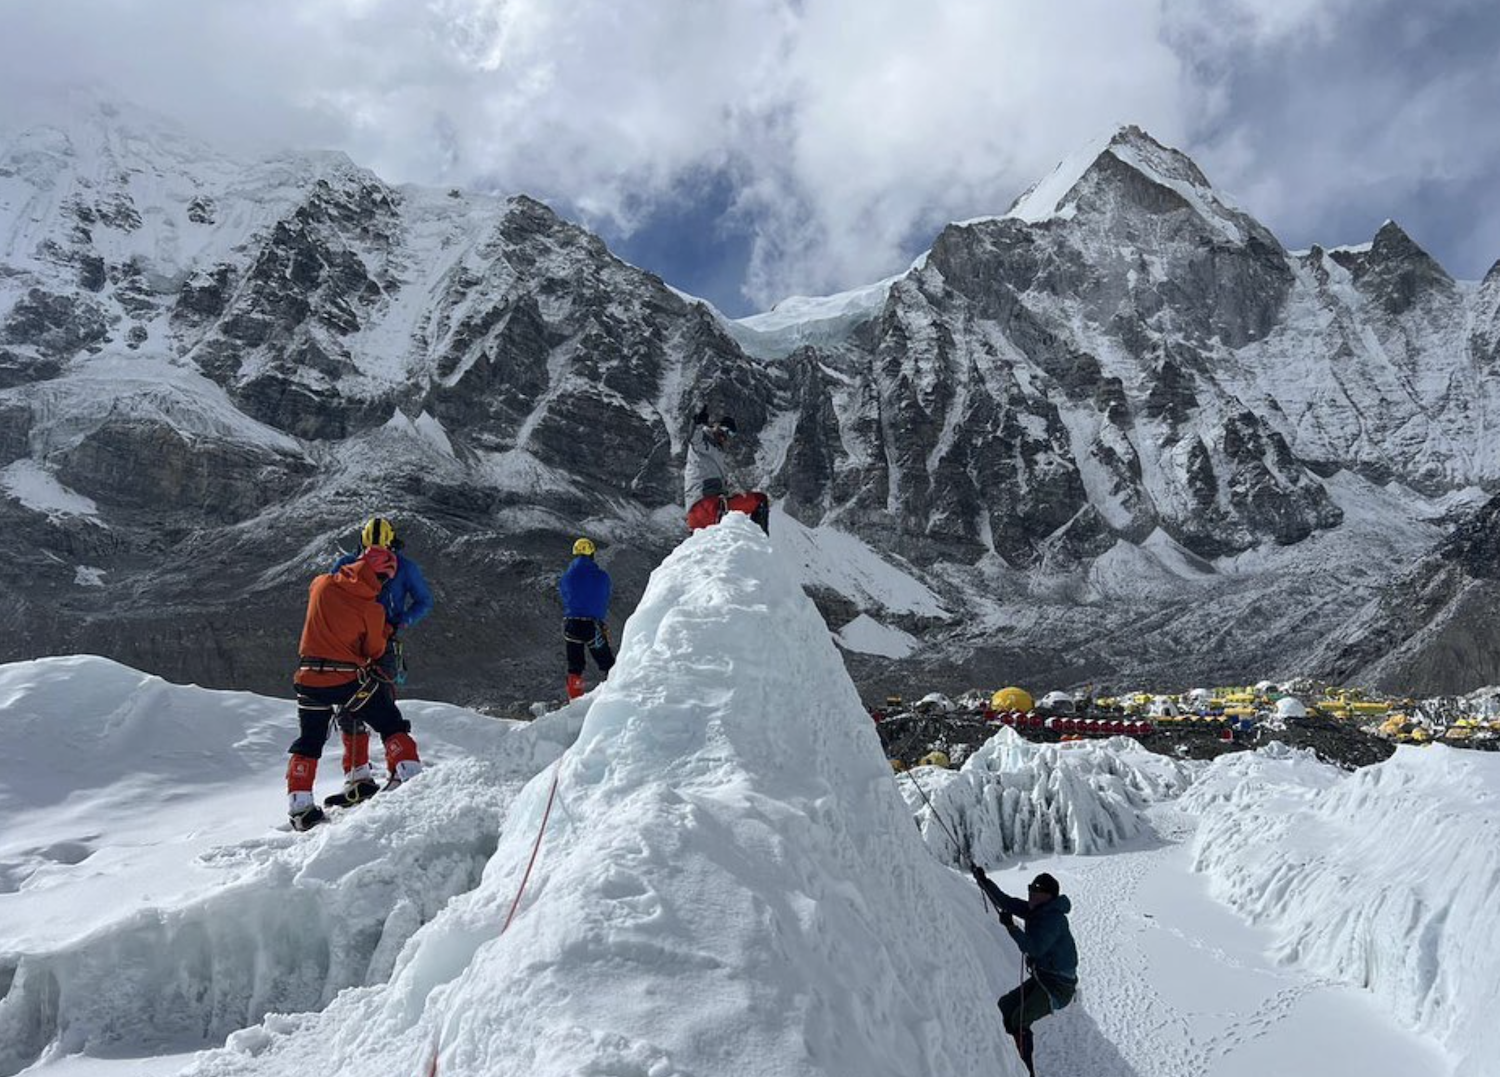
[971,866,1078,1076]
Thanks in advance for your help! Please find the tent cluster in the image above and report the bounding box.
[872,679,1500,772]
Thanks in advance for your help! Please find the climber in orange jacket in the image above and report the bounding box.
[286,546,422,830]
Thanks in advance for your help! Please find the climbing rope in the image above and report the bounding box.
[905,766,972,867]
[906,770,1036,1071]
[1016,963,1031,1075]
[501,763,562,932]
[424,759,564,1076]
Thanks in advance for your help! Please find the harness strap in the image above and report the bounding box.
[298,657,364,673]
[562,618,604,644]
[343,664,393,713]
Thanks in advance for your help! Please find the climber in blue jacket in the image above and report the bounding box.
[970,866,1078,1076]
[558,537,614,699]
[329,517,434,632]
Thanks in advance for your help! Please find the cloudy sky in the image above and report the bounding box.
[3,0,1497,315]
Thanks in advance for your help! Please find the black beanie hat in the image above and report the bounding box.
[1029,872,1060,896]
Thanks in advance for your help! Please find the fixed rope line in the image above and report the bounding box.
[906,769,1031,1070]
[502,762,562,932]
[426,759,564,1077]
[905,766,977,871]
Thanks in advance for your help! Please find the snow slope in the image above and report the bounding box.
[1186,743,1500,1075]
[172,515,1024,1077]
[775,509,948,619]
[728,275,900,358]
[0,656,582,1074]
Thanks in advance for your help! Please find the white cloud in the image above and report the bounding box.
[3,0,1495,304]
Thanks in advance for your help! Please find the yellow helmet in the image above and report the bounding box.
[572,537,596,557]
[361,517,396,549]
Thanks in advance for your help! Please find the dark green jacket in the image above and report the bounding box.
[976,876,1079,997]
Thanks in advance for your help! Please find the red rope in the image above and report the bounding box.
[501,764,562,933]
[425,761,563,1075]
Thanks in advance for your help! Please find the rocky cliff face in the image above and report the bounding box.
[2,102,1496,701]
[1307,494,1500,696]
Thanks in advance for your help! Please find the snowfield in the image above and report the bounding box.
[2,517,1492,1076]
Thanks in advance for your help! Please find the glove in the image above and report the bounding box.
[999,910,1015,929]
[970,864,987,883]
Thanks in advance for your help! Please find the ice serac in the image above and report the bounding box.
[185,515,1024,1077]
[902,728,1196,866]
[1186,743,1500,1076]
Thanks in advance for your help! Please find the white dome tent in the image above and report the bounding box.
[1276,697,1309,720]
[1037,691,1075,715]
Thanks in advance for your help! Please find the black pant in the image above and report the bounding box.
[998,973,1075,1075]
[289,679,409,757]
[563,617,615,676]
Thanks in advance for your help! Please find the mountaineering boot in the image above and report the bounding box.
[288,791,327,832]
[324,777,380,809]
[383,758,423,793]
[566,672,585,700]
[291,805,328,831]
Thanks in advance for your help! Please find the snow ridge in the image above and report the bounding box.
[1186,744,1500,1075]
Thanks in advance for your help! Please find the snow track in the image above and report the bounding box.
[995,805,1448,1077]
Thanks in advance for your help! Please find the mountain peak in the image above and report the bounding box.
[1002,125,1245,244]
[1370,219,1429,261]
[1103,124,1216,195]
[1323,218,1456,301]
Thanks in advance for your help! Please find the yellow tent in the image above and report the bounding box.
[991,687,1034,712]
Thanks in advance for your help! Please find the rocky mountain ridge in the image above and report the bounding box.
[1,100,1495,701]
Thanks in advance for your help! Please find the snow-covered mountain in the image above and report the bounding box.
[1,519,1482,1076]
[3,96,1497,699]
[1309,490,1500,693]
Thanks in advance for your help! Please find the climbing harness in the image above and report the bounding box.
[297,657,363,674]
[295,658,391,713]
